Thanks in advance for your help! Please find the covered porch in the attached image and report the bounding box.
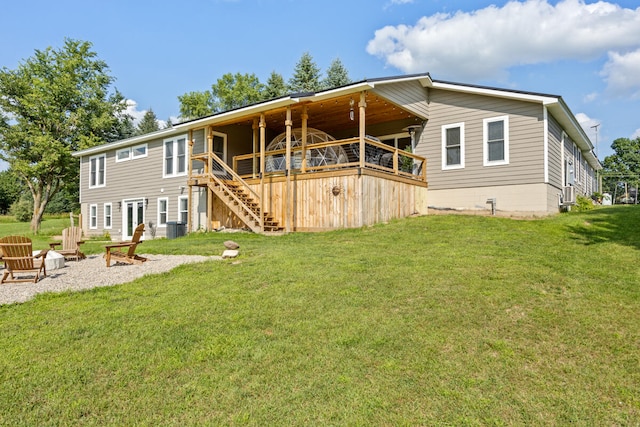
[184,87,429,233]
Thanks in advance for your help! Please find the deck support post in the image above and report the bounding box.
[259,114,266,233]
[285,107,293,233]
[252,118,259,179]
[206,129,213,231]
[358,91,367,227]
[187,131,193,233]
[301,106,308,173]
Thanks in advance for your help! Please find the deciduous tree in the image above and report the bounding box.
[0,38,127,232]
[210,72,264,112]
[178,91,213,121]
[602,137,640,194]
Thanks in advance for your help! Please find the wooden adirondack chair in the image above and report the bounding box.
[104,223,147,267]
[49,226,86,261]
[0,236,48,284]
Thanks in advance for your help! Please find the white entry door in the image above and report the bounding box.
[123,199,145,240]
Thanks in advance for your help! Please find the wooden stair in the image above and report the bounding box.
[207,178,283,233]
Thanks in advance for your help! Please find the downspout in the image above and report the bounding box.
[543,106,549,184]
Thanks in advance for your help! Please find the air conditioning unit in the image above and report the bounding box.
[562,186,576,205]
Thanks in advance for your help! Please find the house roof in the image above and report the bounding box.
[72,73,600,170]
[427,79,601,169]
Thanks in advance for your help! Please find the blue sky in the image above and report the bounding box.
[2,0,640,161]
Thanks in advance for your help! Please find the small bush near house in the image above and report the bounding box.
[574,194,595,211]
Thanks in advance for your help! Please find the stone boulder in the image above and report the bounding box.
[224,240,240,250]
[222,249,239,259]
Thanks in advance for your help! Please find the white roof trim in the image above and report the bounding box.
[430,81,558,104]
[72,127,177,157]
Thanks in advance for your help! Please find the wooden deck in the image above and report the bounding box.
[188,136,428,233]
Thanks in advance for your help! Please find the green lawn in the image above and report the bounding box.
[0,207,639,425]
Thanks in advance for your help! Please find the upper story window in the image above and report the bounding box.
[483,116,509,166]
[164,135,187,177]
[116,144,148,162]
[89,154,106,188]
[441,123,465,170]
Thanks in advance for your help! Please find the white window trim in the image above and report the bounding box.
[178,195,189,225]
[163,134,188,178]
[104,203,112,229]
[116,143,148,163]
[441,122,465,170]
[132,143,148,159]
[158,197,169,227]
[89,154,106,188]
[483,115,510,167]
[90,204,98,229]
[116,147,131,162]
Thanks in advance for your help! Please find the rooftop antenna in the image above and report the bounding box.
[591,123,600,159]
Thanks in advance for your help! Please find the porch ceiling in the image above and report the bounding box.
[213,92,423,135]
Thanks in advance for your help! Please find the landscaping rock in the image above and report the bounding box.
[222,249,239,259]
[224,240,240,250]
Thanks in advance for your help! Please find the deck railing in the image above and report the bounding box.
[233,137,426,181]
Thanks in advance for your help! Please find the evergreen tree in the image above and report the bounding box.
[263,71,287,100]
[322,58,351,90]
[288,52,322,93]
[164,118,173,129]
[136,108,160,135]
[106,109,136,142]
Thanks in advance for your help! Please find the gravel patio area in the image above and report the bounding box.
[0,253,221,305]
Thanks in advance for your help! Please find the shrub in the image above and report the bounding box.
[10,197,32,222]
[574,194,595,212]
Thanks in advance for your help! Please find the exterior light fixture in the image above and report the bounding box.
[349,98,355,121]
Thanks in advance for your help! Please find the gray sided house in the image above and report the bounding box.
[72,73,599,240]
[420,80,601,214]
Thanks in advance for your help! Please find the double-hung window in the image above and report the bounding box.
[178,196,188,224]
[104,203,112,229]
[90,204,98,229]
[158,198,168,227]
[164,135,187,177]
[483,116,509,166]
[441,123,465,170]
[89,154,106,188]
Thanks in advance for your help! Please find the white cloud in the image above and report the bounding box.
[632,128,640,139]
[366,0,640,81]
[124,100,146,125]
[124,99,171,129]
[583,92,598,103]
[600,49,640,98]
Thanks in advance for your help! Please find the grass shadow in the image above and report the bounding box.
[565,205,640,250]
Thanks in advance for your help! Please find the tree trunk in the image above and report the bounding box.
[29,186,51,234]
